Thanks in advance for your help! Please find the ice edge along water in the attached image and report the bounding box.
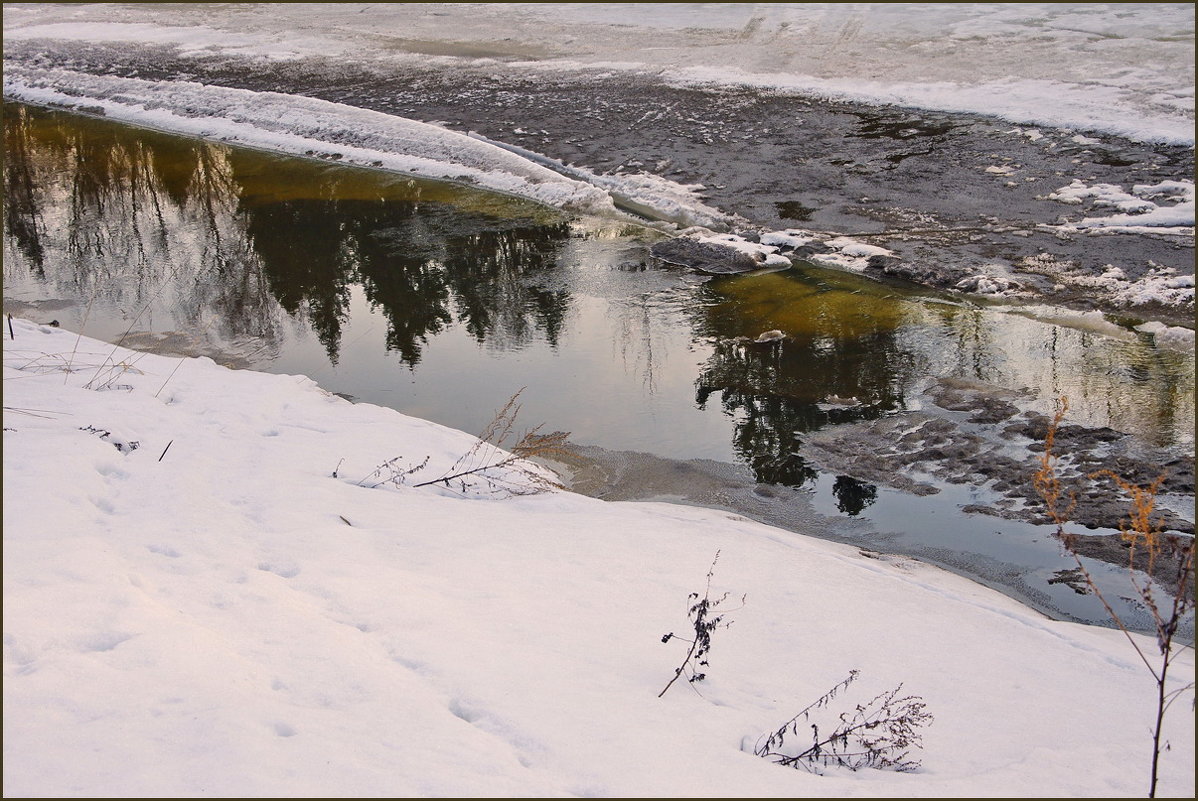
[2,66,743,233]
[4,6,1195,147]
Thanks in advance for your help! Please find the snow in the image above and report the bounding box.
[4,317,1194,797]
[1135,321,1198,352]
[0,65,616,217]
[761,230,819,250]
[756,229,897,273]
[694,233,793,268]
[1044,179,1195,233]
[464,130,741,230]
[4,3,1193,144]
[954,272,1023,297]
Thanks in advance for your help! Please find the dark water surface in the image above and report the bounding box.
[4,104,1193,629]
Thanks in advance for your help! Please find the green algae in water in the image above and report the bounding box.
[700,268,919,341]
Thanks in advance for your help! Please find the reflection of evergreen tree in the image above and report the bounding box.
[832,475,877,516]
[689,269,925,487]
[694,330,909,487]
[245,199,357,363]
[442,224,571,349]
[351,212,452,368]
[240,189,572,368]
[707,386,822,486]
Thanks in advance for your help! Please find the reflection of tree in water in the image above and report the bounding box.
[3,106,47,274]
[243,195,572,366]
[4,103,573,369]
[3,105,283,353]
[442,224,570,351]
[244,198,358,363]
[693,283,922,487]
[832,475,877,516]
[350,212,453,367]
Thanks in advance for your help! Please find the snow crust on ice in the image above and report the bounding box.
[693,233,793,268]
[5,3,1192,144]
[1135,321,1198,353]
[465,131,741,230]
[953,271,1025,297]
[663,68,1196,147]
[1045,179,1196,233]
[996,305,1143,343]
[6,317,1192,796]
[1019,252,1196,311]
[1,66,616,216]
[758,229,896,273]
[760,230,819,250]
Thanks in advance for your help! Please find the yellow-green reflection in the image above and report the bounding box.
[686,261,1192,487]
[700,268,915,341]
[6,102,564,218]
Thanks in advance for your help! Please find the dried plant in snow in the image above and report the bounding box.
[659,550,745,697]
[755,670,933,773]
[357,455,431,489]
[1033,396,1194,799]
[360,388,571,498]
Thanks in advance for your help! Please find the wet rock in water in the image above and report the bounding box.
[1048,567,1091,595]
[928,378,1024,424]
[649,238,763,274]
[800,378,1196,540]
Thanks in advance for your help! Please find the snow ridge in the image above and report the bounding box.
[2,65,615,215]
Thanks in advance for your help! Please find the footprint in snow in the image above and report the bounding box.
[79,631,134,652]
[448,697,544,768]
[257,560,300,579]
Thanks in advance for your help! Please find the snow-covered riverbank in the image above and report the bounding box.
[4,316,1193,797]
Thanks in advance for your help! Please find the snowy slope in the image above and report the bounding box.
[4,317,1193,797]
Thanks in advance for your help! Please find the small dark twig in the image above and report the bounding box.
[158,440,173,462]
[659,550,744,697]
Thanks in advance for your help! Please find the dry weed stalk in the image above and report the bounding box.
[1033,397,1194,798]
[414,388,571,496]
[754,670,933,774]
[362,388,571,498]
[659,550,744,697]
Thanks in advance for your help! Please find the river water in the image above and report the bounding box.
[3,103,1194,631]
